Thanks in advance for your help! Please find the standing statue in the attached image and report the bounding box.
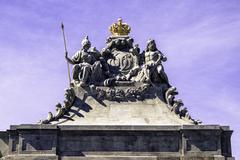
[65,36,109,86]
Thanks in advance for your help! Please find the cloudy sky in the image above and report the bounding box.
[0,0,239,158]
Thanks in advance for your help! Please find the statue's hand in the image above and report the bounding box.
[162,56,167,62]
[146,64,151,69]
[65,51,68,59]
[64,51,74,65]
[161,55,167,62]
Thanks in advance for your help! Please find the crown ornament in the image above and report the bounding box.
[109,18,131,36]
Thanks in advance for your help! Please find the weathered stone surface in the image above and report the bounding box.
[2,155,58,160]
[0,124,234,159]
[0,132,8,158]
[46,86,195,126]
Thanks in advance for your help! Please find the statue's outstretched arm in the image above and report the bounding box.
[157,50,167,63]
[65,51,74,65]
[161,52,167,62]
[153,51,162,66]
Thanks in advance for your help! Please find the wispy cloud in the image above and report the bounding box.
[0,0,239,158]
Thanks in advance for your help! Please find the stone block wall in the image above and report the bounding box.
[0,125,234,160]
[0,131,8,158]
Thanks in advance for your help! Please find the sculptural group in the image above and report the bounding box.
[65,22,170,89]
[40,18,200,124]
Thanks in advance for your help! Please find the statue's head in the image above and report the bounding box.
[146,39,157,51]
[81,36,91,51]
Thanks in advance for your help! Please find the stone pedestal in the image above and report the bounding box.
[0,124,234,160]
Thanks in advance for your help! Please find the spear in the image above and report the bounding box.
[61,22,71,86]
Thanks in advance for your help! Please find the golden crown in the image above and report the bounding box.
[109,18,131,36]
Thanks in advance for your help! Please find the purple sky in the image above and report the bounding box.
[0,0,239,158]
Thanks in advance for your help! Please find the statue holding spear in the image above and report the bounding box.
[62,24,109,87]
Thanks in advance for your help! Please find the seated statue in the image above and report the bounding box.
[133,39,170,86]
[65,36,109,86]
